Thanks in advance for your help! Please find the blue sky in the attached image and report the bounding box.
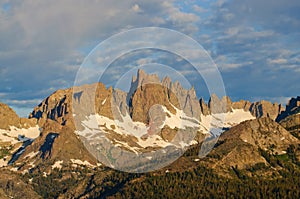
[0,0,299,117]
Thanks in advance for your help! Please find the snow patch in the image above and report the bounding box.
[70,159,94,167]
[10,167,18,172]
[102,98,107,105]
[0,125,40,144]
[7,125,40,139]
[146,156,152,160]
[52,160,63,170]
[0,158,8,167]
[200,109,255,135]
[76,108,255,153]
[161,106,200,129]
[24,151,39,159]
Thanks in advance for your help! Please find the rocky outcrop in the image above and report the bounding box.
[249,100,283,120]
[29,83,116,129]
[276,96,300,122]
[208,94,232,114]
[0,102,37,130]
[0,169,41,198]
[203,96,284,120]
[210,117,299,170]
[277,96,300,138]
[0,102,20,129]
[30,70,203,128]
[29,88,73,127]
[199,98,209,115]
[124,69,202,123]
[232,100,252,111]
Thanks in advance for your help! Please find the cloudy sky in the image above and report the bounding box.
[0,0,299,117]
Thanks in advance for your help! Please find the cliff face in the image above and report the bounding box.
[208,94,232,114]
[276,96,300,139]
[29,83,116,129]
[249,100,283,120]
[128,69,201,123]
[276,96,300,122]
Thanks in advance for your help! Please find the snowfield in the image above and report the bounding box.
[0,125,40,144]
[76,107,255,152]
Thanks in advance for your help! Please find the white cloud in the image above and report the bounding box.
[215,55,253,70]
[0,0,201,110]
[164,2,199,23]
[131,4,142,13]
[193,5,207,13]
[267,58,288,65]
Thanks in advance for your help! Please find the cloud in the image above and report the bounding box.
[196,0,300,102]
[267,58,288,65]
[0,0,200,113]
[193,5,208,13]
[131,4,143,13]
[0,0,299,114]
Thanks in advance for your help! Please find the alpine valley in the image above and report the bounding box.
[0,70,299,198]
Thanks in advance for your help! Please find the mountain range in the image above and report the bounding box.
[0,69,299,198]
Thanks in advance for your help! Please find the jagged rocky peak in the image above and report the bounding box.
[0,102,37,130]
[128,69,201,122]
[208,94,232,114]
[199,98,209,115]
[0,102,20,129]
[203,96,284,120]
[276,96,300,123]
[162,76,172,88]
[285,96,300,114]
[232,99,252,111]
[249,100,282,120]
[30,82,116,128]
[132,69,160,88]
[30,88,72,127]
[30,69,202,128]
[183,86,201,119]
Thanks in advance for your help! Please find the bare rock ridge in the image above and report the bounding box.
[0,102,37,130]
[208,94,232,114]
[203,95,285,121]
[29,69,292,127]
[277,96,300,138]
[210,117,299,170]
[29,88,74,128]
[30,69,202,126]
[128,69,201,123]
[0,102,20,129]
[276,96,300,122]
